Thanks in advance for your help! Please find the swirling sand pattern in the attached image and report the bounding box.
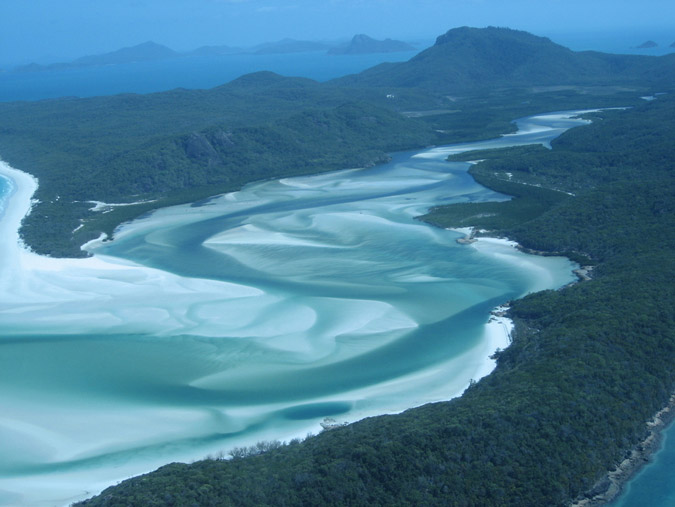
[0,111,592,506]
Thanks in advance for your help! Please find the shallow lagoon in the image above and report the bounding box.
[0,112,590,506]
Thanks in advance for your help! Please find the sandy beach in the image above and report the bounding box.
[0,157,534,506]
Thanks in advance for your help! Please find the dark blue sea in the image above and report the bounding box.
[0,50,420,102]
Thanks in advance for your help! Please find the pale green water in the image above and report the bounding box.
[0,111,591,506]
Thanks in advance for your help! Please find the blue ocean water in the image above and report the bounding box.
[0,50,419,102]
[610,421,675,507]
[544,28,675,56]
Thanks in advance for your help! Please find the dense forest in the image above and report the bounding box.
[75,85,674,507]
[1,26,673,506]
[0,81,641,257]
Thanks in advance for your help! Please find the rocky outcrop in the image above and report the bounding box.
[571,394,675,506]
[328,34,415,55]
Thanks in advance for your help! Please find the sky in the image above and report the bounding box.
[1,0,674,64]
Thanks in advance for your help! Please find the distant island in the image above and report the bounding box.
[15,41,179,72]
[636,40,658,48]
[328,34,416,55]
[12,35,417,73]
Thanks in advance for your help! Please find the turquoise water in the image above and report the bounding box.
[610,421,675,507]
[0,112,591,505]
[0,175,11,217]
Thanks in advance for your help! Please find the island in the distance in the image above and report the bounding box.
[11,34,417,73]
[14,41,179,72]
[327,34,416,54]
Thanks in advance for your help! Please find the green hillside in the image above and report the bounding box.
[335,26,675,91]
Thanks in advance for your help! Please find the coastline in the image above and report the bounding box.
[0,105,598,504]
[3,107,591,504]
[450,225,675,506]
[0,158,522,507]
[571,394,675,506]
[0,160,163,280]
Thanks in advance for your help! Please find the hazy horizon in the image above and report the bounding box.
[2,0,674,65]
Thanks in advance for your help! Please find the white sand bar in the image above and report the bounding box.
[0,109,588,506]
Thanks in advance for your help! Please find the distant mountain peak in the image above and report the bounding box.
[134,41,165,49]
[73,41,178,66]
[352,34,375,43]
[334,26,675,92]
[13,40,179,72]
[433,26,555,48]
[328,34,415,55]
[636,40,658,49]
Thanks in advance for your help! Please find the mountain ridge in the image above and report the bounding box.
[328,34,416,55]
[14,41,179,72]
[334,26,675,91]
[11,34,414,73]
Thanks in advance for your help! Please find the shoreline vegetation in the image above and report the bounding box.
[573,395,675,506]
[79,98,673,506]
[452,220,674,506]
[417,96,675,506]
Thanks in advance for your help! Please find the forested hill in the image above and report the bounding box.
[1,27,671,257]
[76,88,675,507]
[334,26,675,91]
[0,74,441,256]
